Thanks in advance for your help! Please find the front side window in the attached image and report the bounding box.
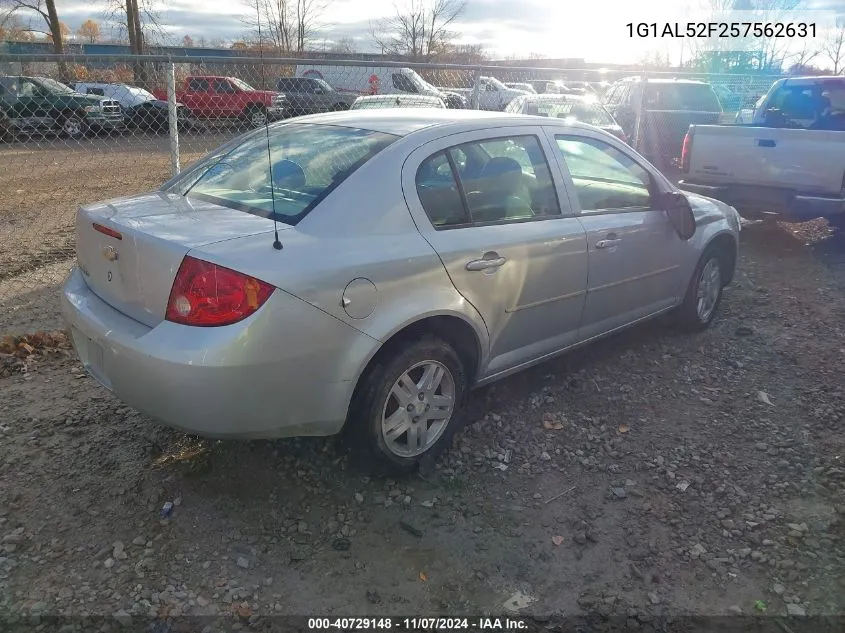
[180,123,398,225]
[188,78,209,92]
[213,79,237,94]
[392,73,418,93]
[229,77,255,91]
[555,135,652,212]
[456,135,561,223]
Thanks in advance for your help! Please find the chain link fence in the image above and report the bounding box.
[0,52,785,333]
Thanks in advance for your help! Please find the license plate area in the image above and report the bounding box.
[71,327,113,391]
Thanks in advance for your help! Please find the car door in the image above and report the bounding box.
[185,78,211,116]
[15,78,53,128]
[211,79,238,116]
[547,129,688,340]
[402,127,589,378]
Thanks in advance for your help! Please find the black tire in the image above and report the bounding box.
[245,105,268,128]
[60,113,86,139]
[346,335,467,474]
[675,246,728,331]
[828,215,845,231]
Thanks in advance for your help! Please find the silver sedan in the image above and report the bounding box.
[61,109,742,471]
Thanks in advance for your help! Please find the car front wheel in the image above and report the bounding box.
[349,336,467,473]
[676,248,726,331]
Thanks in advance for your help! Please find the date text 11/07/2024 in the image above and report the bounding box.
[626,22,816,38]
[307,618,530,631]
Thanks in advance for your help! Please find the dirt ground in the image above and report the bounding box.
[0,212,844,632]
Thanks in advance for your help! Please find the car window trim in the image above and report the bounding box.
[414,131,567,231]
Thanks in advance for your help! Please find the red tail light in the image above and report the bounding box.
[93,222,122,240]
[165,256,274,327]
[681,128,694,173]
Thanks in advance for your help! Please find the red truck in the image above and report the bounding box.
[154,76,287,127]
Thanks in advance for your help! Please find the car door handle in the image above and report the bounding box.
[466,256,507,271]
[595,238,622,249]
[757,139,776,147]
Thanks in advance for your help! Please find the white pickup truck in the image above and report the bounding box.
[444,76,531,111]
[679,75,845,228]
[679,125,845,227]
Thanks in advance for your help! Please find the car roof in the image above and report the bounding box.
[781,76,845,86]
[279,109,592,136]
[616,77,710,85]
[519,93,597,103]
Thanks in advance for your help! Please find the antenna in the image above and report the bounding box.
[255,3,283,250]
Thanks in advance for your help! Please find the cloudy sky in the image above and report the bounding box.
[19,0,845,63]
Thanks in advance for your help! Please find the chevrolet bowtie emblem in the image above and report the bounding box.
[102,245,119,262]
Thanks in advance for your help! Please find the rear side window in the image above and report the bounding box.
[415,152,471,228]
[646,84,721,111]
[183,123,398,225]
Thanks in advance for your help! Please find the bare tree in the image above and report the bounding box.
[370,0,466,60]
[242,0,328,54]
[822,19,845,75]
[182,34,194,47]
[788,39,820,71]
[327,36,356,54]
[0,0,66,54]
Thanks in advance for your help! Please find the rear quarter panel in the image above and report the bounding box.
[192,141,491,374]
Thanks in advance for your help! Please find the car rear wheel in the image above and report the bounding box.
[348,336,467,473]
[675,247,726,331]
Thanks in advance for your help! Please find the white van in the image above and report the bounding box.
[293,65,446,100]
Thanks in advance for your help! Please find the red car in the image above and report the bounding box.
[154,76,286,127]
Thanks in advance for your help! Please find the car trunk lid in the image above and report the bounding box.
[76,191,282,327]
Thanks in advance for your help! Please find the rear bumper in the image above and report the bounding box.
[678,181,845,223]
[61,267,374,439]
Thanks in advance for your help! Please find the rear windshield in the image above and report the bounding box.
[645,83,721,112]
[167,123,398,225]
[769,82,845,124]
[525,99,615,125]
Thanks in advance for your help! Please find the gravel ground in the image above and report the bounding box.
[0,220,844,632]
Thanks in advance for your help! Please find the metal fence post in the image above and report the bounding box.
[633,73,647,153]
[470,67,481,110]
[166,61,181,176]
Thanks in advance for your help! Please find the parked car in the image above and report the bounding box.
[74,82,189,132]
[0,75,124,139]
[152,76,286,127]
[276,76,355,116]
[350,94,446,110]
[678,123,845,228]
[61,109,740,472]
[504,93,627,143]
[295,64,441,98]
[505,82,537,94]
[742,76,845,129]
[528,80,561,95]
[710,84,743,113]
[447,76,531,111]
[602,77,722,171]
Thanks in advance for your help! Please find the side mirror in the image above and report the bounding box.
[661,191,696,240]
